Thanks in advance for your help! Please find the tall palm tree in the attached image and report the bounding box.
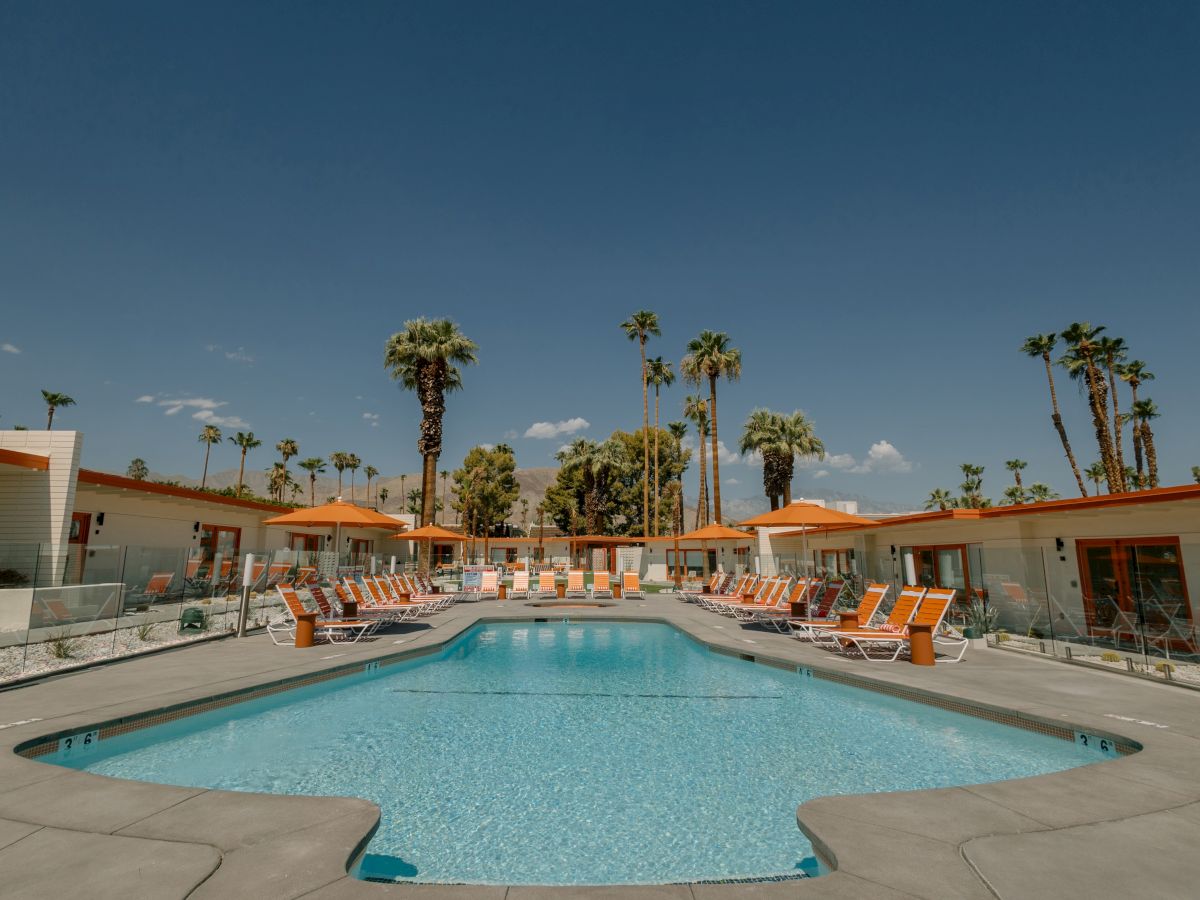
[228,432,262,496]
[1021,334,1087,497]
[959,463,986,509]
[646,356,675,535]
[1059,322,1119,491]
[378,486,390,508]
[683,395,710,527]
[668,421,688,534]
[1119,360,1154,487]
[198,425,222,489]
[329,451,350,496]
[1027,482,1059,502]
[1131,399,1161,488]
[364,465,379,507]
[776,410,824,505]
[385,319,478,541]
[440,470,450,524]
[298,457,325,506]
[276,438,299,494]
[1005,459,1027,490]
[399,473,407,510]
[41,390,75,429]
[1084,461,1107,494]
[621,310,661,536]
[1001,485,1026,505]
[681,331,741,523]
[924,488,956,511]
[1097,336,1128,488]
[739,409,787,510]
[126,458,149,481]
[346,453,361,503]
[267,462,298,503]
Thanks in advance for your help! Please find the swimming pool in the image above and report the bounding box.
[54,621,1097,884]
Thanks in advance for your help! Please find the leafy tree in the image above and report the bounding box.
[276,438,298,494]
[740,408,790,510]
[198,425,222,489]
[298,457,326,506]
[453,445,519,558]
[126,458,149,480]
[924,488,956,511]
[1119,360,1154,488]
[681,331,741,524]
[1027,482,1059,502]
[683,394,710,527]
[621,310,660,535]
[385,318,478,541]
[41,390,75,429]
[1021,334,1087,496]
[267,462,299,503]
[1191,466,1200,485]
[958,463,989,509]
[228,431,262,496]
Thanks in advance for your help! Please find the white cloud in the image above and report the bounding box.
[1,343,20,354]
[135,395,155,403]
[205,344,254,364]
[138,395,249,429]
[726,477,740,485]
[803,440,913,476]
[812,470,830,479]
[479,443,495,451]
[363,412,379,420]
[524,417,590,439]
[192,409,250,428]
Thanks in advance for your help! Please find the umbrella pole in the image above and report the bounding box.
[673,534,681,589]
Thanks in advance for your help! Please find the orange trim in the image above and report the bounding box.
[0,447,50,471]
[77,468,290,513]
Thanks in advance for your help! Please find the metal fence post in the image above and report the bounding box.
[237,553,255,638]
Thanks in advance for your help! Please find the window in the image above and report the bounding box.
[289,533,321,552]
[199,525,241,563]
[1077,538,1193,651]
[348,538,372,559]
[666,550,717,577]
[902,544,969,591]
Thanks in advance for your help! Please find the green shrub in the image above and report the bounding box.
[135,622,156,641]
[1100,651,1122,663]
[48,631,81,659]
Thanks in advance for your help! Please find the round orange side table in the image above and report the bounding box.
[613,583,622,598]
[498,584,508,600]
[294,612,318,648]
[907,623,936,666]
[556,582,566,599]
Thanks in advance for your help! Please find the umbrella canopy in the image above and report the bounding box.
[738,502,874,528]
[677,523,755,542]
[263,500,403,530]
[389,524,464,542]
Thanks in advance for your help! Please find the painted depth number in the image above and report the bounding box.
[59,729,99,756]
[1074,731,1119,758]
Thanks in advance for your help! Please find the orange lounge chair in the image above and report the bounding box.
[534,571,557,599]
[268,585,376,645]
[827,588,965,662]
[510,570,531,599]
[621,571,644,599]
[789,583,891,639]
[591,571,613,599]
[565,570,587,598]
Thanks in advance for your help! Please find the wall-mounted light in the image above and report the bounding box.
[890,545,896,556]
[193,521,200,533]
[96,512,105,527]
[1055,537,1065,552]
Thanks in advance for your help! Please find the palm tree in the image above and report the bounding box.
[378,486,390,508]
[440,470,450,524]
[1001,485,1026,505]
[399,473,407,510]
[329,451,350,496]
[1119,360,1154,487]
[228,432,262,496]
[739,409,787,510]
[385,319,479,541]
[646,356,675,535]
[621,310,661,536]
[1021,334,1087,497]
[298,457,325,506]
[126,458,149,481]
[346,453,361,503]
[959,463,986,509]
[276,438,298,494]
[41,390,75,429]
[1097,336,1128,487]
[267,462,298,503]
[557,438,627,534]
[776,411,824,505]
[668,421,688,534]
[1191,466,1200,485]
[198,425,222,489]
[1005,459,1027,490]
[364,465,379,507]
[924,488,956,511]
[1027,482,1059,502]
[1060,322,1119,491]
[1084,461,1107,494]
[681,331,741,523]
[1131,398,1161,488]
[520,497,530,534]
[683,395,710,527]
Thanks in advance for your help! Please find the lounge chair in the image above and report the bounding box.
[682,573,726,602]
[344,579,427,621]
[789,582,891,639]
[621,571,644,599]
[828,588,965,662]
[133,572,175,606]
[480,570,500,600]
[736,578,798,629]
[534,571,557,599]
[510,570,530,599]
[707,576,776,615]
[268,584,376,645]
[806,585,925,654]
[696,574,753,610]
[294,566,318,586]
[565,570,587,598]
[591,571,614,599]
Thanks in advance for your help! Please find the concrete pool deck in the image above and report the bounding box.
[2,594,1199,899]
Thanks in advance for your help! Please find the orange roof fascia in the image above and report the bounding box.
[0,447,50,471]
[77,469,291,514]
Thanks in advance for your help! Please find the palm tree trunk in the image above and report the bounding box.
[782,472,793,505]
[1130,384,1144,487]
[696,434,709,529]
[652,384,660,537]
[640,339,649,536]
[46,406,54,429]
[349,473,355,503]
[1084,359,1119,491]
[310,475,316,507]
[1043,354,1088,497]
[1106,361,1127,490]
[1142,423,1159,488]
[708,375,722,524]
[237,450,246,495]
[201,444,212,489]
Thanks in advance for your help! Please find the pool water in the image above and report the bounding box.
[55,622,1095,884]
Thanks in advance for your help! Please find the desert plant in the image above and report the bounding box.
[966,597,998,634]
[0,568,30,587]
[995,631,1011,643]
[136,621,156,641]
[1100,651,1122,663]
[48,631,81,659]
[1154,661,1176,674]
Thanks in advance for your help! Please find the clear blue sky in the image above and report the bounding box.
[2,1,1197,507]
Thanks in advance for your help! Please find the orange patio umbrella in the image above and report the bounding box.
[389,524,465,570]
[739,501,874,575]
[672,523,754,587]
[263,500,404,554]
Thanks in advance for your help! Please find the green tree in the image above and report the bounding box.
[1191,466,1200,485]
[1084,461,1107,494]
[958,463,988,509]
[1005,459,1027,490]
[606,428,689,536]
[668,421,688,534]
[1060,323,1120,491]
[1097,336,1128,487]
[1131,398,1161,488]
[739,408,789,510]
[453,445,519,559]
[276,438,298,494]
[384,318,478,546]
[228,432,262,496]
[683,395,710,527]
[1119,360,1154,488]
[126,458,148,481]
[924,488,957,511]
[328,451,350,497]
[364,465,379,507]
[646,355,675,535]
[553,438,628,534]
[406,489,423,515]
[298,457,326,506]
[267,462,299,503]
[681,330,741,524]
[198,425,222,489]
[1027,482,1059,502]
[1001,485,1026,505]
[346,453,361,503]
[775,410,824,505]
[378,485,390,508]
[621,310,660,536]
[41,390,75,429]
[1021,334,1087,497]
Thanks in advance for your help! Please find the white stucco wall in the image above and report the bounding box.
[0,431,84,585]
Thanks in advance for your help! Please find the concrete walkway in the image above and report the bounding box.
[2,594,1199,899]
